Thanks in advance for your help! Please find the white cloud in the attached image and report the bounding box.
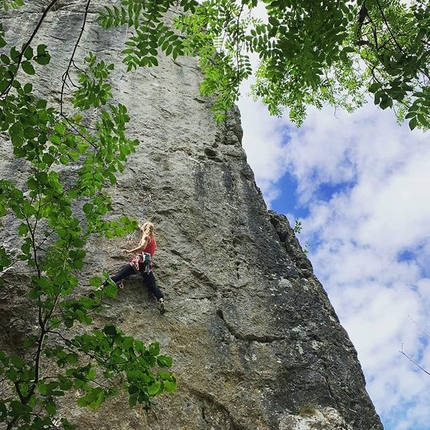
[237,97,288,205]
[354,155,430,251]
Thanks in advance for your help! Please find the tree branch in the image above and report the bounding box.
[0,0,61,97]
[374,0,404,54]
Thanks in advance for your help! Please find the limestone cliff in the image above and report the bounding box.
[0,1,383,429]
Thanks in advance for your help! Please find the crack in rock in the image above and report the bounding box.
[216,309,283,343]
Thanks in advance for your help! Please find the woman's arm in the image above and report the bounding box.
[123,234,150,254]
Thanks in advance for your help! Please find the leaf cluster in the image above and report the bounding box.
[175,0,253,121]
[356,0,430,129]
[3,0,430,127]
[0,9,175,428]
[98,0,194,71]
[0,23,51,95]
[0,0,23,11]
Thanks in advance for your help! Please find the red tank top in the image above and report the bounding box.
[143,235,156,257]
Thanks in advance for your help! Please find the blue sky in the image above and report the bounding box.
[238,92,430,429]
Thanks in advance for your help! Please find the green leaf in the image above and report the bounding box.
[17,223,28,236]
[10,121,24,147]
[37,381,48,395]
[409,117,418,130]
[6,367,18,382]
[103,282,118,298]
[157,355,173,367]
[163,380,177,393]
[103,324,118,336]
[368,82,382,93]
[45,399,57,415]
[11,355,25,368]
[23,82,32,93]
[36,99,47,109]
[23,46,33,60]
[10,46,20,62]
[34,44,51,65]
[77,387,105,409]
[148,342,160,356]
[34,53,51,65]
[58,376,72,391]
[158,370,172,380]
[83,203,93,214]
[147,381,161,396]
[379,95,393,110]
[66,353,78,364]
[129,393,138,407]
[21,60,35,75]
[1,53,10,64]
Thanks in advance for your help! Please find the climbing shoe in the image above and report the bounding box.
[158,298,165,315]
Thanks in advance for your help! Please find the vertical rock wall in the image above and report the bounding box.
[0,2,383,429]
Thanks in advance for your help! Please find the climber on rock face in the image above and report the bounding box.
[104,221,165,314]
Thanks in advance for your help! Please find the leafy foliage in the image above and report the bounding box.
[180,0,429,128]
[97,0,192,70]
[175,0,253,121]
[0,0,22,11]
[2,0,430,127]
[356,0,430,130]
[0,2,177,428]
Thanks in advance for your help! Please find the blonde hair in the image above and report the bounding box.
[141,221,154,236]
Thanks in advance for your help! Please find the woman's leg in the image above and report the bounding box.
[105,264,135,285]
[142,271,164,300]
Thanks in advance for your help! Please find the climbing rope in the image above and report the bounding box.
[125,194,153,243]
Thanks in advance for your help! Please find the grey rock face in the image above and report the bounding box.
[0,2,383,429]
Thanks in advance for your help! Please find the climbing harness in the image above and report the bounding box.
[130,252,152,274]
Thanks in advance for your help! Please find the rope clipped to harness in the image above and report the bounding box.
[126,194,153,243]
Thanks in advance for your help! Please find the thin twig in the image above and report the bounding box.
[59,113,99,149]
[60,0,93,115]
[408,315,430,337]
[400,349,430,376]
